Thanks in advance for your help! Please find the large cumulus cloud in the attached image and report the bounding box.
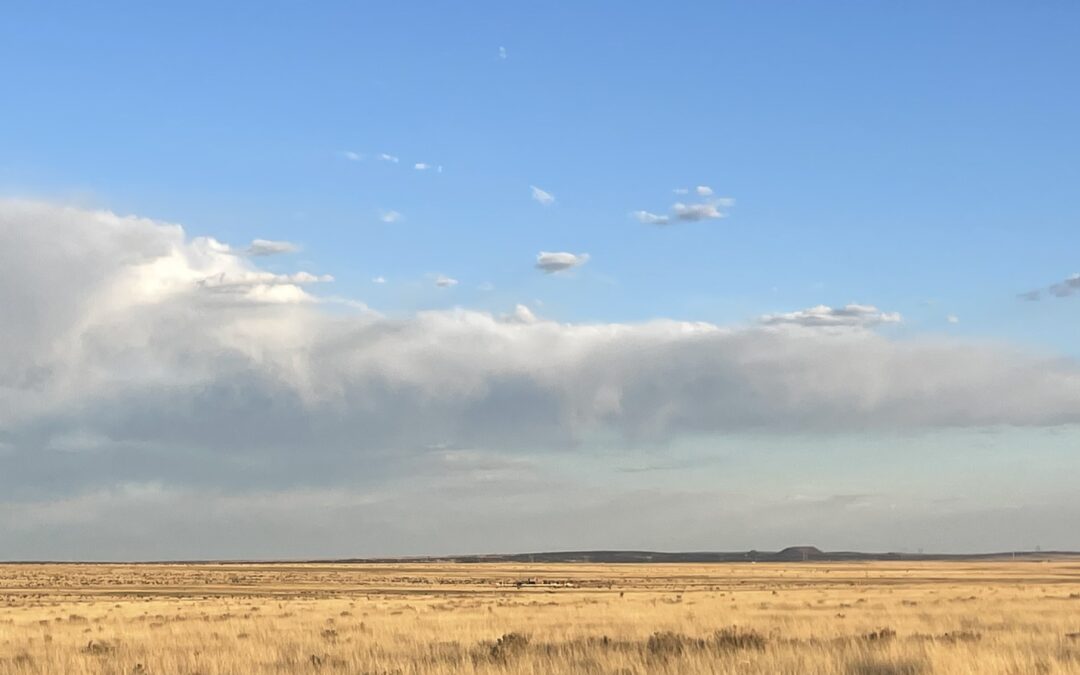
[5,199,1080,453]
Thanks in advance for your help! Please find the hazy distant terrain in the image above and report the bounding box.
[3,560,1080,674]
[342,546,1080,564]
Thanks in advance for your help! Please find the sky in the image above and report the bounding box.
[2,1,1080,560]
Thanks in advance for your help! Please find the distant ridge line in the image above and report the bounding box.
[333,548,1080,564]
[6,548,1080,564]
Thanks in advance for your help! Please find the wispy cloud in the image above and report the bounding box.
[1050,274,1080,297]
[246,239,299,256]
[435,274,458,288]
[530,185,555,206]
[414,162,431,170]
[1019,273,1080,301]
[380,210,403,223]
[947,314,960,324]
[536,251,589,273]
[378,153,400,163]
[498,46,508,60]
[639,189,734,225]
[197,271,333,289]
[372,276,387,284]
[760,303,902,329]
[341,151,362,161]
[632,210,670,226]
[673,201,726,221]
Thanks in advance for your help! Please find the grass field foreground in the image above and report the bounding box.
[2,561,1080,674]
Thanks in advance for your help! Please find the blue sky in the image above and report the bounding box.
[2,2,1080,557]
[5,1,1080,342]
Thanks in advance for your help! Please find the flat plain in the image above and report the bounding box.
[2,560,1080,674]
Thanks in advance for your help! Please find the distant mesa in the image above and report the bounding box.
[774,546,824,561]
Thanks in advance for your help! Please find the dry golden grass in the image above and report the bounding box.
[2,561,1080,674]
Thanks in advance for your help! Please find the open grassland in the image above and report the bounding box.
[2,561,1080,674]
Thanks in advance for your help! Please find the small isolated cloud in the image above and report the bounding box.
[632,210,670,226]
[247,239,299,256]
[1019,273,1080,301]
[947,314,960,324]
[1049,273,1080,298]
[414,163,431,171]
[380,210,403,223]
[760,303,902,329]
[435,274,458,288]
[341,151,362,161]
[535,251,589,274]
[372,276,387,284]
[498,46,507,60]
[673,188,690,195]
[378,153,399,163]
[530,185,555,206]
[673,201,726,221]
[695,185,714,197]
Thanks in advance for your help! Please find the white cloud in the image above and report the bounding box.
[530,185,555,206]
[672,201,726,221]
[378,153,399,163]
[435,274,458,288]
[498,46,508,60]
[947,314,960,324]
[380,210,403,223]
[760,304,902,329]
[414,163,431,170]
[645,191,734,225]
[246,239,299,256]
[3,202,1078,449]
[535,251,590,273]
[341,151,362,161]
[372,276,387,284]
[505,304,538,324]
[632,210,670,226]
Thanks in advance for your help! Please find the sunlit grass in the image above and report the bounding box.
[1,561,1079,673]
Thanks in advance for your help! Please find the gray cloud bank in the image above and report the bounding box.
[4,200,1080,557]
